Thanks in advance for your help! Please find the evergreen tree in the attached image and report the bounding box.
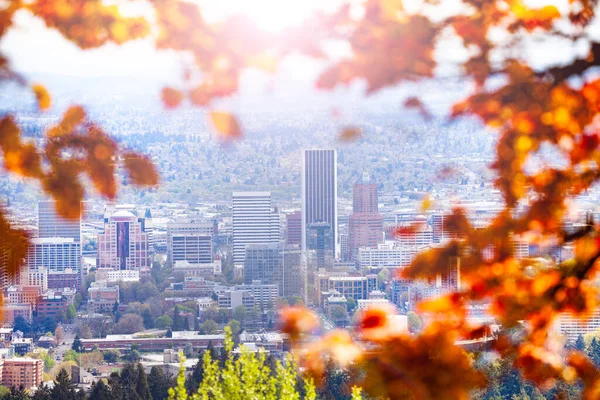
[588,337,600,366]
[141,309,154,329]
[51,369,76,400]
[31,384,51,400]
[135,364,152,400]
[206,340,218,361]
[575,334,586,352]
[148,366,171,400]
[107,372,124,400]
[186,352,205,395]
[71,335,83,353]
[119,363,141,400]
[5,386,28,400]
[88,380,112,400]
[172,306,184,331]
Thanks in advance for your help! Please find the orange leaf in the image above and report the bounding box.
[123,152,159,186]
[32,84,51,110]
[161,87,184,109]
[209,111,242,139]
[339,126,362,142]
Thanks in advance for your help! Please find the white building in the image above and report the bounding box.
[558,308,600,341]
[25,238,81,273]
[167,221,214,263]
[232,192,280,264]
[37,200,81,243]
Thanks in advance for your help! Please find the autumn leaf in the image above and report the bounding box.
[339,126,362,141]
[123,152,159,186]
[32,84,51,110]
[161,87,184,109]
[209,111,242,139]
[404,96,432,120]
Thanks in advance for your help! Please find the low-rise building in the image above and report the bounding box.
[11,338,33,356]
[37,292,68,320]
[2,304,32,324]
[6,285,42,310]
[173,260,222,278]
[80,332,225,352]
[88,282,119,313]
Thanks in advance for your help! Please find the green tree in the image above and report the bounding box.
[51,369,76,400]
[31,384,51,400]
[119,363,141,400]
[88,380,112,400]
[232,306,247,323]
[199,319,218,335]
[346,298,356,313]
[73,294,82,309]
[575,334,586,352]
[103,350,120,364]
[136,363,152,400]
[167,327,316,400]
[72,335,83,353]
[155,315,173,330]
[589,338,600,367]
[66,304,76,321]
[142,309,154,329]
[4,386,28,400]
[149,366,173,400]
[172,306,185,332]
[407,311,422,334]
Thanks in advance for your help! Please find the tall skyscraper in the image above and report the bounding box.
[97,210,150,271]
[232,192,280,264]
[348,174,383,260]
[37,200,81,243]
[301,149,338,263]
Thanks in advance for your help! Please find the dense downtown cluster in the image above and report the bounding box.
[3,0,600,399]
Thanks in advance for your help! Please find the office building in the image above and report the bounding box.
[285,211,302,246]
[167,221,214,262]
[306,222,334,269]
[340,233,349,262]
[232,192,280,264]
[301,149,337,260]
[244,244,282,288]
[243,244,306,299]
[171,234,213,264]
[25,238,81,273]
[348,175,383,260]
[17,267,48,291]
[559,308,600,341]
[316,273,377,305]
[97,210,150,271]
[37,200,81,243]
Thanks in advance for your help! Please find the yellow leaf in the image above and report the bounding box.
[32,84,51,110]
[420,195,432,212]
[209,111,242,139]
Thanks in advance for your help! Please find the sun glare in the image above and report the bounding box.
[197,0,343,31]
